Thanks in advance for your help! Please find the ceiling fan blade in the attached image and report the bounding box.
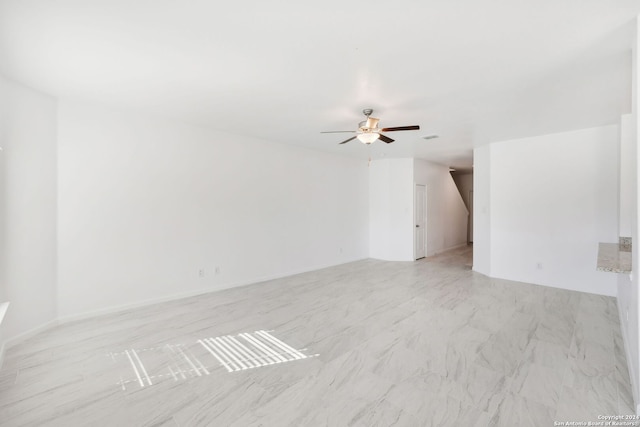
[378,134,394,144]
[321,130,357,134]
[380,125,420,132]
[339,136,357,145]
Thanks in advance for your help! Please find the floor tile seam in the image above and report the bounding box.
[615,373,626,414]
[517,393,558,423]
[343,389,410,425]
[613,361,636,412]
[571,337,617,354]
[410,391,490,424]
[502,351,530,395]
[531,333,574,352]
[614,363,634,392]
[510,368,566,411]
[345,305,420,335]
[488,390,557,425]
[568,337,617,365]
[552,328,577,421]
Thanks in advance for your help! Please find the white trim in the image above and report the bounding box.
[4,319,59,349]
[413,183,427,261]
[617,296,639,414]
[427,242,469,258]
[57,287,225,324]
[0,257,364,366]
[0,302,9,326]
[0,302,9,369]
[54,257,367,324]
[0,341,5,370]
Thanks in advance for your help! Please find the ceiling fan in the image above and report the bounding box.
[322,109,420,145]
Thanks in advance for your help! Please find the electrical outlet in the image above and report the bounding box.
[214,266,220,275]
[536,262,543,270]
[198,269,205,278]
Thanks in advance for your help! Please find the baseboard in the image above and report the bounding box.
[1,257,369,363]
[617,297,639,414]
[56,256,368,325]
[4,319,59,350]
[56,287,221,324]
[427,242,469,257]
[0,302,9,370]
[0,319,58,371]
[0,341,5,371]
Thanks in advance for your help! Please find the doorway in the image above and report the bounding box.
[414,184,426,259]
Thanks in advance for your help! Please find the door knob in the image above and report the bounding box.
[416,225,420,228]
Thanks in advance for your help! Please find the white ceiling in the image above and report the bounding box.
[1,1,639,169]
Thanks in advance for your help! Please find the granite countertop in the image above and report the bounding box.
[597,238,632,274]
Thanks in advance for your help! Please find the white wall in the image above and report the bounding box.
[452,173,473,210]
[368,158,414,261]
[368,158,467,261]
[452,172,474,242]
[414,159,468,257]
[619,114,635,238]
[0,79,6,357]
[56,100,370,319]
[0,76,58,342]
[473,145,491,275]
[618,18,640,413]
[476,125,619,296]
[617,112,638,411]
[368,159,391,260]
[0,81,6,305]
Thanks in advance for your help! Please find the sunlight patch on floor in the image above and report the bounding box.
[108,330,317,390]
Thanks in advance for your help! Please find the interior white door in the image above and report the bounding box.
[415,184,426,259]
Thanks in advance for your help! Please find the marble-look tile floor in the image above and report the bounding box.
[0,246,635,426]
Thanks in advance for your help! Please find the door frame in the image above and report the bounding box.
[414,183,427,260]
[468,190,474,243]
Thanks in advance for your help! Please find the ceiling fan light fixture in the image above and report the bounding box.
[322,109,419,145]
[357,132,380,144]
